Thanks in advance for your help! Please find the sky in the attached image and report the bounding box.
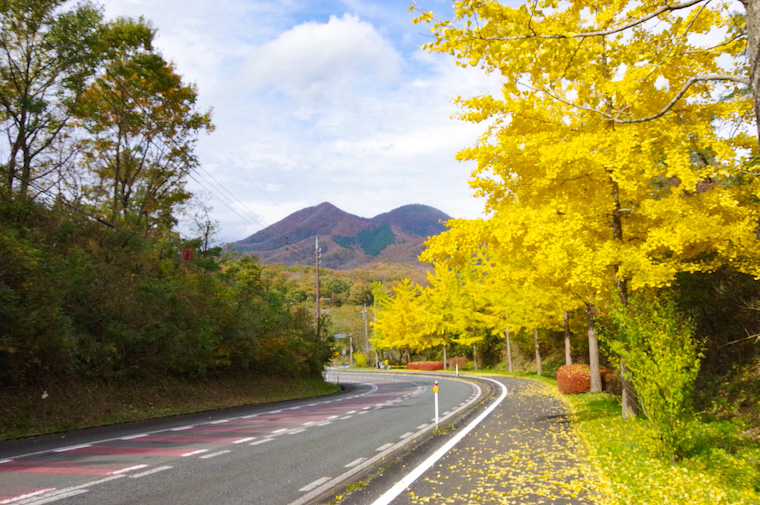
[96,0,504,243]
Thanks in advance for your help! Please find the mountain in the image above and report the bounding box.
[234,203,451,269]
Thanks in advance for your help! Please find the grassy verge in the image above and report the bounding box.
[0,374,340,441]
[566,391,760,505]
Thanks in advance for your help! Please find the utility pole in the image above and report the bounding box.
[315,236,321,330]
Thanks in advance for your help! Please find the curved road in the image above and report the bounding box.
[0,371,480,505]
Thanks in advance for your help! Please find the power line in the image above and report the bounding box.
[0,167,261,293]
[99,68,271,234]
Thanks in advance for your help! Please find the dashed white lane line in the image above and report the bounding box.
[200,450,232,459]
[129,465,173,478]
[181,449,208,457]
[339,415,353,420]
[24,489,88,504]
[288,428,307,435]
[417,424,429,430]
[111,464,148,475]
[233,437,255,444]
[299,477,331,492]
[250,438,273,446]
[23,476,124,505]
[375,443,394,451]
[344,457,367,468]
[315,421,332,426]
[399,432,414,439]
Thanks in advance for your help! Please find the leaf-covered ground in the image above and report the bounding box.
[393,377,606,504]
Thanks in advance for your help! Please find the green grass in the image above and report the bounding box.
[1,375,340,440]
[566,392,760,505]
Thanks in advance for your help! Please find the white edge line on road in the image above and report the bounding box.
[286,373,489,505]
[370,378,508,505]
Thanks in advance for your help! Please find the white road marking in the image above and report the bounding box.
[370,378,508,505]
[299,477,331,492]
[181,449,208,457]
[22,489,88,504]
[120,434,147,440]
[52,444,91,453]
[233,437,255,444]
[200,450,232,459]
[344,458,366,468]
[375,443,394,451]
[111,465,148,475]
[129,466,173,478]
[250,438,272,446]
[399,432,414,439]
[170,426,193,432]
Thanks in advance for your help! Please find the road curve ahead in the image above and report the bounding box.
[0,371,480,505]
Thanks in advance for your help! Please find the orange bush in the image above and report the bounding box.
[406,361,444,371]
[557,364,619,395]
[558,364,592,394]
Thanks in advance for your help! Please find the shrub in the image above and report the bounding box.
[558,364,592,394]
[354,352,367,368]
[558,364,621,395]
[606,294,704,460]
[407,361,444,371]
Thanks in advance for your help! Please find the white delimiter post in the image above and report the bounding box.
[433,381,440,429]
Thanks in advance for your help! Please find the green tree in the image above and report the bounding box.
[0,0,105,201]
[77,17,213,232]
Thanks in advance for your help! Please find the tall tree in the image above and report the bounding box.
[0,0,105,200]
[77,17,213,232]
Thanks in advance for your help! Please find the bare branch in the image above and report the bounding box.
[531,74,750,123]
[475,0,708,42]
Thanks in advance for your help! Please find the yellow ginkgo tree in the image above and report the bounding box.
[415,0,760,417]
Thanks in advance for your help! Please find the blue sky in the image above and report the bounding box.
[98,0,503,242]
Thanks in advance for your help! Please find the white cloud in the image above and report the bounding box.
[242,14,402,102]
[96,1,501,243]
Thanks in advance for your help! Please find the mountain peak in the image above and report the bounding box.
[234,203,451,269]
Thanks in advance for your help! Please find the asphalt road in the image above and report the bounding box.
[333,376,598,505]
[0,371,481,505]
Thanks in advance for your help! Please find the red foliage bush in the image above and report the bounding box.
[447,357,467,369]
[557,364,620,395]
[406,361,444,371]
[558,364,591,394]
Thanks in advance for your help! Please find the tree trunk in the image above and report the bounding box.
[473,344,478,371]
[534,328,542,376]
[741,0,760,143]
[564,310,573,365]
[505,324,514,373]
[587,305,602,393]
[443,343,447,369]
[621,358,638,419]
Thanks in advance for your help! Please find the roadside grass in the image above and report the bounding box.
[456,370,759,504]
[566,391,760,505]
[0,375,340,440]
